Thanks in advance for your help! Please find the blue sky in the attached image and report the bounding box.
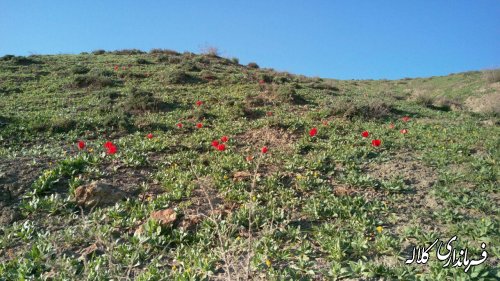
[1,1,499,79]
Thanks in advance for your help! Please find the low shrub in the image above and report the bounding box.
[483,69,500,83]
[247,62,259,69]
[112,49,146,55]
[102,111,133,132]
[149,48,179,55]
[166,69,197,84]
[276,84,307,104]
[135,58,151,65]
[91,49,106,55]
[343,101,394,120]
[71,65,90,75]
[122,88,161,112]
[72,74,115,89]
[231,57,239,64]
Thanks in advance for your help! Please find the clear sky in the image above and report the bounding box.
[1,1,499,79]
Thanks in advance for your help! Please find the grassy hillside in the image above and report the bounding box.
[0,50,499,280]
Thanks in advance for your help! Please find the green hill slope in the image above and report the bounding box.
[0,50,499,280]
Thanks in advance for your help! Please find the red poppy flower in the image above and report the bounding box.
[107,145,117,154]
[216,144,226,151]
[114,65,119,71]
[196,123,203,128]
[104,141,117,154]
[221,136,229,143]
[361,131,369,138]
[77,140,85,150]
[261,146,268,154]
[371,139,381,147]
[389,123,395,129]
[212,140,220,147]
[266,112,273,116]
[309,127,318,137]
[259,79,265,85]
[147,133,153,139]
[176,123,183,128]
[402,116,411,122]
[196,100,203,107]
[400,129,408,134]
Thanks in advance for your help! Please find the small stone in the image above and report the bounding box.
[150,208,177,227]
[74,181,126,208]
[232,171,252,181]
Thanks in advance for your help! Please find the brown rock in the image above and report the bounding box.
[179,214,203,231]
[74,181,126,208]
[77,243,104,261]
[150,208,177,227]
[134,208,178,237]
[233,171,252,181]
[333,185,354,197]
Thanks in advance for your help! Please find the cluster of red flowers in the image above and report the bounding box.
[76,140,116,155]
[113,65,128,71]
[76,97,412,162]
[104,141,117,154]
[212,135,229,151]
[359,131,381,146]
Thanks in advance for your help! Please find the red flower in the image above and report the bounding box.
[212,140,220,147]
[196,100,203,107]
[402,116,411,122]
[196,123,203,128]
[400,129,408,134]
[104,141,117,154]
[114,65,119,71]
[309,127,318,137]
[216,144,226,151]
[77,140,85,150]
[361,131,369,138]
[371,139,381,147]
[147,133,153,139]
[221,136,229,143]
[389,123,395,129]
[259,79,265,85]
[261,146,268,154]
[176,123,183,128]
[266,112,273,117]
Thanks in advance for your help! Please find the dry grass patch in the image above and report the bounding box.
[465,91,500,116]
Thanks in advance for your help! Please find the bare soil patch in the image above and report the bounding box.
[235,127,298,153]
[0,157,50,224]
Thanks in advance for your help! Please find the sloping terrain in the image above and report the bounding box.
[0,50,499,280]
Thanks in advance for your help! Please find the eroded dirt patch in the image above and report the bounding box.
[465,90,500,115]
[235,126,298,153]
[0,157,50,224]
[180,176,236,230]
